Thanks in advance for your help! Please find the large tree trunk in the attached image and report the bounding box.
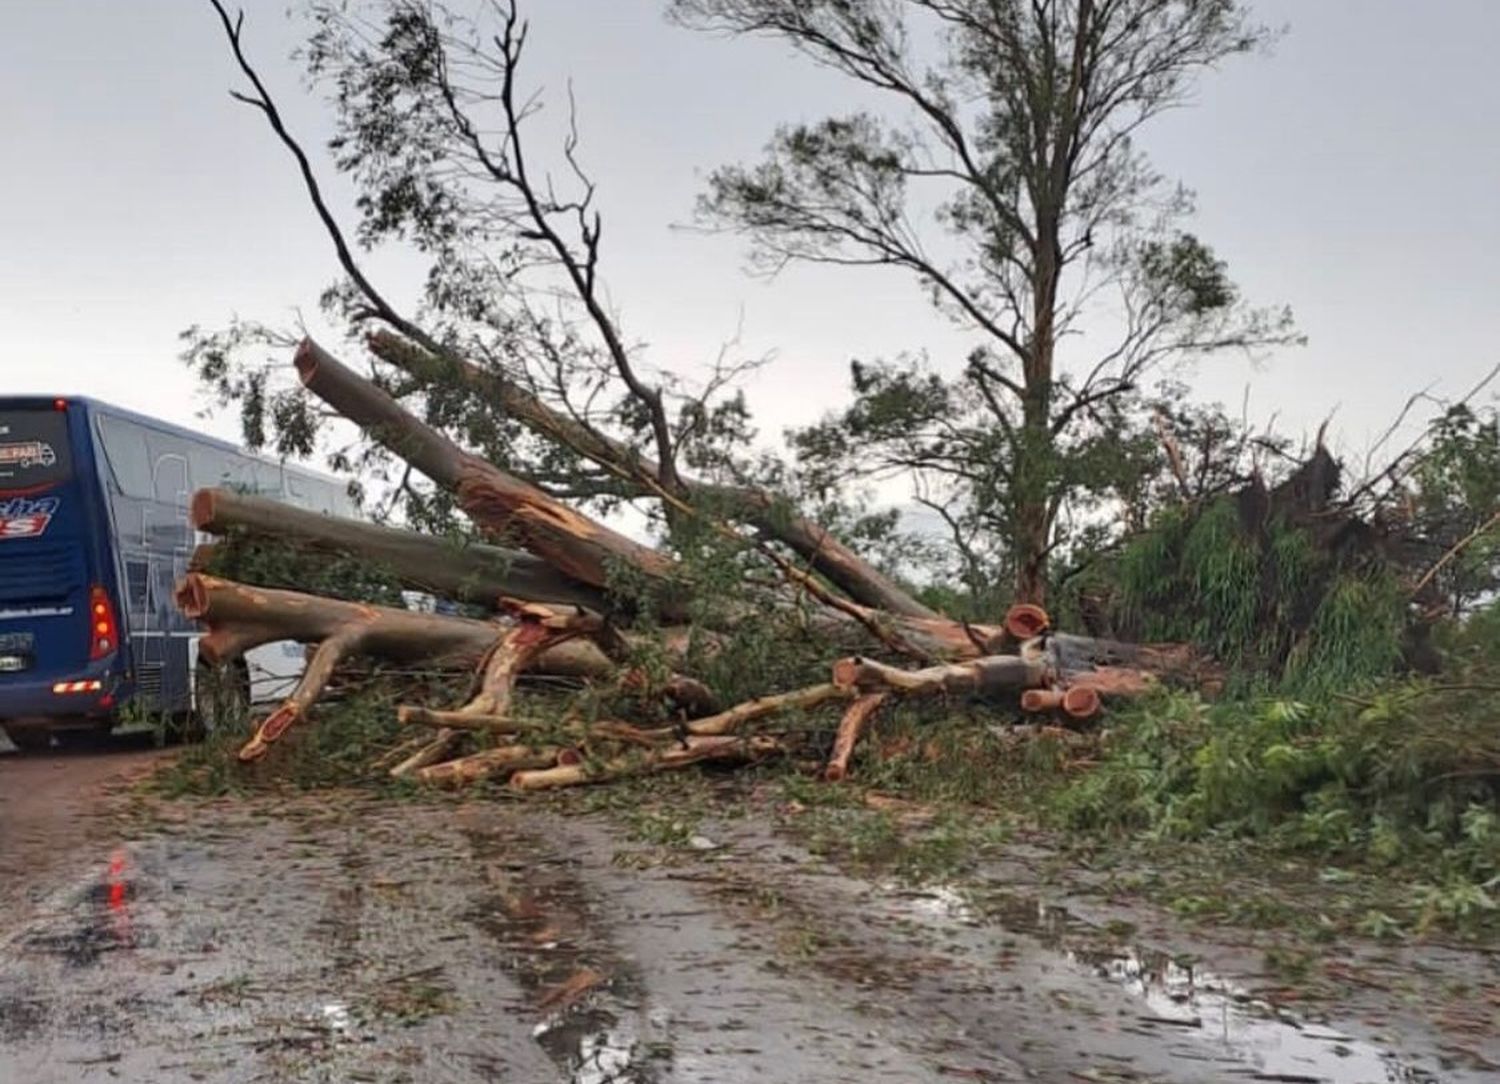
[175,573,624,759]
[191,486,605,611]
[297,340,1012,660]
[365,331,940,619]
[294,339,685,614]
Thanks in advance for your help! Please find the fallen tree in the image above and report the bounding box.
[177,0,1233,791]
[177,551,1189,789]
[177,341,1213,789]
[191,486,606,611]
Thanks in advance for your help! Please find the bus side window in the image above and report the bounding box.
[96,416,153,498]
[285,472,310,509]
[189,448,237,492]
[145,434,192,508]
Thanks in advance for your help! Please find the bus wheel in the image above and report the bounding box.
[193,660,250,738]
[3,725,52,753]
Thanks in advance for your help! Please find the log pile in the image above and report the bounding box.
[176,338,1208,791]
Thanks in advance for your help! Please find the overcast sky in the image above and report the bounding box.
[4,0,1499,485]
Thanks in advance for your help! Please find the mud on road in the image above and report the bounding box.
[0,747,1496,1083]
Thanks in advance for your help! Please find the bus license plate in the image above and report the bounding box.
[0,654,28,673]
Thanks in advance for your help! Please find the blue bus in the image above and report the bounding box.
[0,395,352,751]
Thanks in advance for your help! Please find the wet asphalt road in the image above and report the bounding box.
[0,745,1494,1083]
[0,733,170,933]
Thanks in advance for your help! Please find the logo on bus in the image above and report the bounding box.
[0,441,57,470]
[0,496,60,540]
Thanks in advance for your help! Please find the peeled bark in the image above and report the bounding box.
[295,338,684,613]
[176,573,639,760]
[509,734,782,791]
[413,744,561,787]
[824,693,887,782]
[191,486,605,611]
[681,683,852,737]
[1047,633,1216,686]
[831,654,1048,698]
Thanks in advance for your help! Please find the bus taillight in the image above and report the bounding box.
[89,585,119,660]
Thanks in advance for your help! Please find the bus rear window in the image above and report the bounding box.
[0,410,72,490]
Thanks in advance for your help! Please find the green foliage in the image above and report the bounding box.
[599,503,839,711]
[1039,637,1500,934]
[1087,494,1408,691]
[154,672,447,796]
[201,530,409,607]
[678,0,1293,595]
[1409,404,1500,614]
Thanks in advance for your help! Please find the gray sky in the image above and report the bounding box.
[4,0,1499,484]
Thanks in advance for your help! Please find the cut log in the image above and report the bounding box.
[295,339,685,614]
[1061,685,1102,721]
[1020,688,1065,713]
[413,744,561,787]
[824,693,887,782]
[176,573,505,761]
[178,573,685,681]
[1004,603,1051,641]
[1047,633,1217,687]
[390,731,465,778]
[174,573,667,761]
[1062,666,1157,699]
[176,572,500,668]
[509,734,782,791]
[831,654,1048,698]
[191,486,605,611]
[682,683,853,737]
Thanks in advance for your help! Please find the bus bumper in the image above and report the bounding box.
[0,661,128,722]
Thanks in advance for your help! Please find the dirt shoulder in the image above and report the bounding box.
[0,766,1494,1083]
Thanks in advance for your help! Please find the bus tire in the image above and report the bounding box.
[3,724,52,753]
[192,659,251,739]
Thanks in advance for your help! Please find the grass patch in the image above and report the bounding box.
[150,671,466,797]
[1028,674,1500,939]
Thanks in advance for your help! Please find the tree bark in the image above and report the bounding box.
[293,341,1028,660]
[509,734,782,791]
[175,573,624,758]
[413,744,561,787]
[366,330,939,619]
[176,572,502,670]
[295,338,684,614]
[824,693,887,782]
[191,486,605,611]
[831,654,1048,698]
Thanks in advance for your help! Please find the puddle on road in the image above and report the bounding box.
[931,886,1448,1084]
[466,829,665,1084]
[21,847,146,967]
